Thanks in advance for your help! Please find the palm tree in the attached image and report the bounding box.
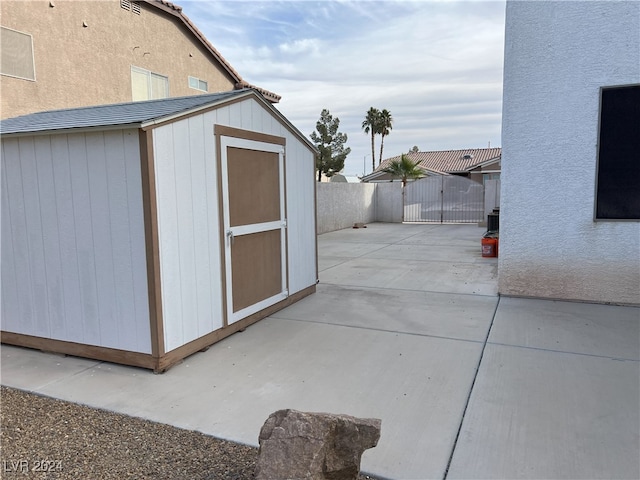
[382,154,424,221]
[377,109,393,166]
[362,107,380,173]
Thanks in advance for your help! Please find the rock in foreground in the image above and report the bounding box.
[255,409,381,480]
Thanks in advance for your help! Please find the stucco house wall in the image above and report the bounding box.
[1,0,267,118]
[499,1,640,305]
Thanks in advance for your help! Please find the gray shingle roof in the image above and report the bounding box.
[0,90,249,135]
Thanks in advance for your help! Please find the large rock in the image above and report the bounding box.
[255,409,381,480]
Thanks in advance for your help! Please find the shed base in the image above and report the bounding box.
[1,285,316,373]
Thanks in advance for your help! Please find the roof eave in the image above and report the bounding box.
[0,123,143,138]
[141,0,281,103]
[471,155,502,169]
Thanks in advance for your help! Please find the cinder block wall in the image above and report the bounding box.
[316,183,376,234]
[316,182,403,234]
[374,183,403,223]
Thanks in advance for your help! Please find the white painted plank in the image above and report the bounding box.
[240,99,252,130]
[1,142,21,331]
[18,137,50,338]
[121,129,151,353]
[104,131,138,351]
[153,125,183,352]
[85,132,118,348]
[187,115,216,338]
[50,135,84,343]
[67,134,99,345]
[172,120,198,346]
[216,106,230,128]
[202,110,224,333]
[33,136,66,339]
[228,104,242,129]
[285,139,317,293]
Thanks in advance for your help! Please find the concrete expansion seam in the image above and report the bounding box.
[443,295,501,479]
[486,341,640,363]
[7,359,106,394]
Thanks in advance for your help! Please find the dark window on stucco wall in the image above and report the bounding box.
[595,84,640,220]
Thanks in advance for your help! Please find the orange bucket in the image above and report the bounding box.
[481,236,498,258]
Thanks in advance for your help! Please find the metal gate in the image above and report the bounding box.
[404,175,484,223]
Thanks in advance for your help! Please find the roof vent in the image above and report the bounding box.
[121,0,140,14]
[462,154,473,160]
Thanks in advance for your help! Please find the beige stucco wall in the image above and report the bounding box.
[1,0,236,118]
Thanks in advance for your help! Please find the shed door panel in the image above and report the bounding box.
[228,147,280,226]
[231,229,282,312]
[221,137,287,325]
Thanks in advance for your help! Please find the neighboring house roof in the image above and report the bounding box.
[363,147,501,181]
[0,89,315,153]
[143,0,281,103]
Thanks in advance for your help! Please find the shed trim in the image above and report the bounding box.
[139,129,165,358]
[214,124,286,146]
[0,331,158,370]
[216,131,289,325]
[150,284,316,371]
[0,123,144,139]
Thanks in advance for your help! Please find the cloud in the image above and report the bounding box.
[180,0,506,175]
[279,38,322,56]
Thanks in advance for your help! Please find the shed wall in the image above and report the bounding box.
[1,130,151,351]
[152,97,316,352]
[499,1,640,304]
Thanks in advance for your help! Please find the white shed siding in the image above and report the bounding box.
[1,130,151,351]
[499,1,640,304]
[154,97,316,352]
[153,115,224,353]
[285,138,318,292]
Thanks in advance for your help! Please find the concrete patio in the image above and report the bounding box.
[2,223,638,479]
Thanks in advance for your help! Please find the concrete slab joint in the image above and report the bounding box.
[255,409,381,480]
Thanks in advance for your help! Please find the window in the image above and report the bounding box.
[1,26,35,81]
[595,84,640,220]
[483,173,500,184]
[131,66,169,101]
[188,76,208,92]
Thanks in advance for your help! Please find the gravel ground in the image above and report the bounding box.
[1,386,378,480]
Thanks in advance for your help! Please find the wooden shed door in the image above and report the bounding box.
[220,136,287,325]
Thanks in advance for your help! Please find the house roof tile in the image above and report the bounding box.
[378,148,501,174]
[142,0,281,103]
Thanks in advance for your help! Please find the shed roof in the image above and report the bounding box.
[0,89,318,154]
[1,90,245,135]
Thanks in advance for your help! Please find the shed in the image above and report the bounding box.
[1,89,318,372]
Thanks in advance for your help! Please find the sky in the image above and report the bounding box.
[181,0,506,177]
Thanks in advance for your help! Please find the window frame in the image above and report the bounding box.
[131,65,169,101]
[593,83,640,222]
[0,26,36,81]
[188,76,208,92]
